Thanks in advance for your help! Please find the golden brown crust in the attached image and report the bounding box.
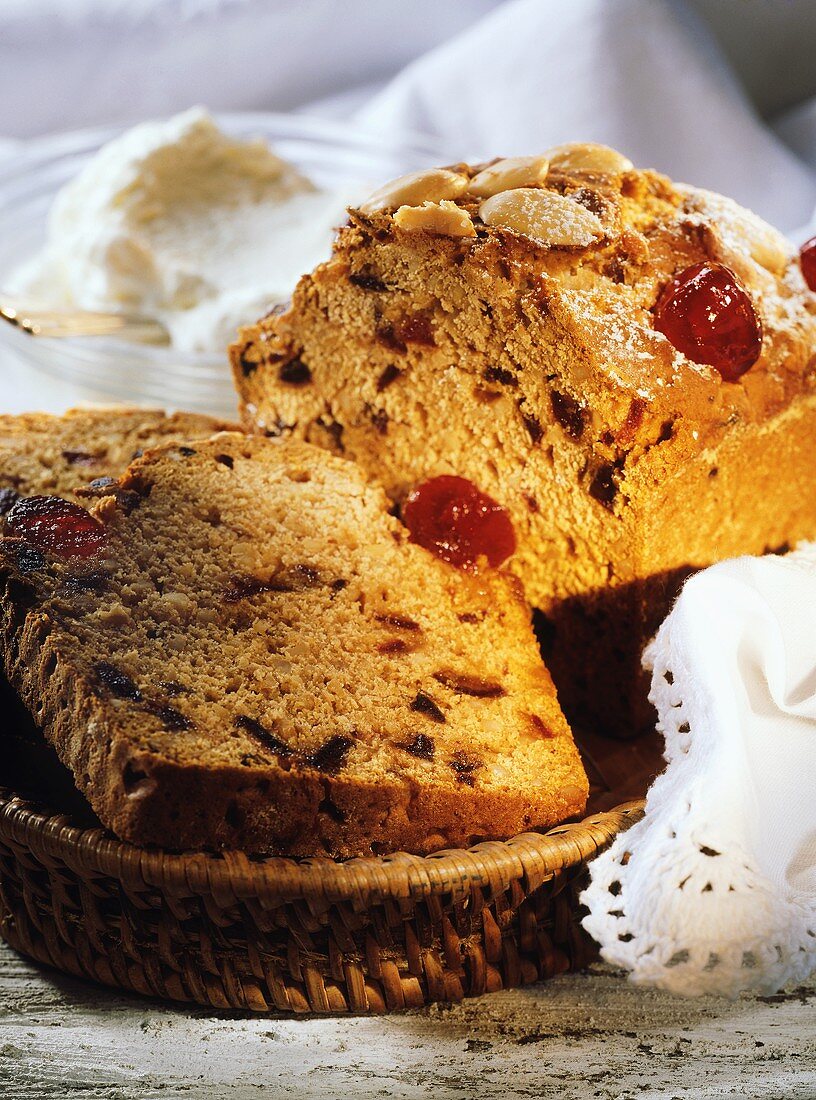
[0,432,586,856]
[231,151,816,736]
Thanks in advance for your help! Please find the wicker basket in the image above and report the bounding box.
[0,783,644,1014]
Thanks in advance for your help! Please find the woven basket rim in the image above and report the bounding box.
[0,786,644,906]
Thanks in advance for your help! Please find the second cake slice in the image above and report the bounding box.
[0,433,586,856]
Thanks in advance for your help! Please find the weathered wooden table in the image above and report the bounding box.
[1,941,813,1099]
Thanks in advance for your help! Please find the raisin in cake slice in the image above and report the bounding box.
[0,434,586,857]
[231,145,816,738]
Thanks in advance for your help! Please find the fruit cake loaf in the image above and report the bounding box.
[0,433,586,856]
[231,144,816,737]
[0,406,236,506]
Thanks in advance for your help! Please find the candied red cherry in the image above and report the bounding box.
[402,475,516,570]
[653,261,762,382]
[799,236,816,291]
[5,495,106,558]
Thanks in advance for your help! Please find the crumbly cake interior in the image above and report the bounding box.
[1,433,586,856]
[0,407,235,503]
[232,151,816,734]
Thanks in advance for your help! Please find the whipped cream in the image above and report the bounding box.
[13,109,353,354]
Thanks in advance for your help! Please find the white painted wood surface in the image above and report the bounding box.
[1,942,813,1099]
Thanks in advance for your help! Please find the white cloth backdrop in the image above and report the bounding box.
[2,0,816,231]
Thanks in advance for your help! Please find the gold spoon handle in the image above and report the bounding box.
[0,296,170,346]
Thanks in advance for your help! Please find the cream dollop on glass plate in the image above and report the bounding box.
[10,109,358,356]
[0,111,440,414]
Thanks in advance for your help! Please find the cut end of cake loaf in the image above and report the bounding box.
[231,145,816,737]
[0,433,586,857]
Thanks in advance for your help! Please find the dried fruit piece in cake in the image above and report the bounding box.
[799,236,816,291]
[402,475,516,569]
[0,434,586,857]
[5,495,106,558]
[232,144,816,738]
[653,262,762,381]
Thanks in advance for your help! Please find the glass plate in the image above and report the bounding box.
[0,113,442,417]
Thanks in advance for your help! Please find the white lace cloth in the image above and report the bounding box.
[582,545,816,997]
